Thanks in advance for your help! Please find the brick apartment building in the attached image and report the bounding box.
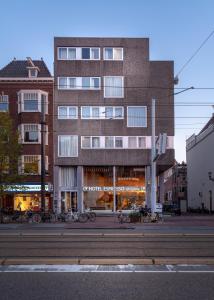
[53,37,175,213]
[0,58,54,211]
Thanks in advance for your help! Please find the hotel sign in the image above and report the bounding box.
[83,186,145,192]
[6,184,50,192]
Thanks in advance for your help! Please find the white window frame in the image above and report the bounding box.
[127,106,147,128]
[0,95,9,111]
[28,68,38,78]
[81,136,91,149]
[21,155,41,175]
[57,47,100,60]
[103,48,123,60]
[58,77,101,90]
[18,90,48,113]
[81,106,124,119]
[104,76,124,98]
[58,106,78,119]
[58,135,78,157]
[81,136,149,149]
[20,124,41,144]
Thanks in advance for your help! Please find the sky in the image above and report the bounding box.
[0,0,214,163]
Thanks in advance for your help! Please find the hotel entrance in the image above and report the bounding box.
[61,191,77,212]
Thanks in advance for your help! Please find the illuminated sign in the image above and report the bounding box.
[83,186,145,192]
[6,184,50,192]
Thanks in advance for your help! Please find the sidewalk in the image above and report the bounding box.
[0,215,214,234]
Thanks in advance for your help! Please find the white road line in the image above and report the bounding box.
[1,265,214,273]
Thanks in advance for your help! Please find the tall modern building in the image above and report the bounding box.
[0,58,53,211]
[54,37,174,213]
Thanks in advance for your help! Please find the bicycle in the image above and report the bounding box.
[84,208,96,222]
[117,210,130,224]
[64,209,88,223]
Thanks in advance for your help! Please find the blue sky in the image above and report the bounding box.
[1,0,214,162]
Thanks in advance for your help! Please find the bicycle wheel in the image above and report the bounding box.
[32,214,41,223]
[78,213,88,223]
[89,212,96,222]
[2,215,11,224]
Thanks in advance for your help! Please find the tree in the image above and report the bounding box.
[0,112,24,210]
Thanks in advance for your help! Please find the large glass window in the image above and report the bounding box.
[104,76,124,98]
[59,77,67,89]
[82,107,91,118]
[128,137,137,148]
[59,167,77,188]
[116,167,145,210]
[127,106,147,127]
[58,135,78,157]
[0,95,9,111]
[58,106,78,119]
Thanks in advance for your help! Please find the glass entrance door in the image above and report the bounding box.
[61,191,77,212]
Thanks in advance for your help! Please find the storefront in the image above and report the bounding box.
[3,184,53,212]
[83,166,146,211]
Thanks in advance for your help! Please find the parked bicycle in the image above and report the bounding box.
[117,210,130,224]
[84,208,96,222]
[62,209,88,223]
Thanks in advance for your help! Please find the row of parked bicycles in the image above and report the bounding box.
[0,208,96,224]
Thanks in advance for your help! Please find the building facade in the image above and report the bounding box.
[162,162,187,211]
[0,58,54,212]
[186,115,214,212]
[54,37,175,213]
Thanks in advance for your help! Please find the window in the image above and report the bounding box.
[127,106,147,127]
[58,106,78,119]
[23,124,39,143]
[82,48,90,59]
[58,48,67,59]
[115,107,123,118]
[104,76,124,98]
[23,155,40,175]
[128,137,137,148]
[105,136,114,148]
[138,137,146,148]
[81,106,124,119]
[68,48,76,59]
[28,69,38,78]
[23,93,38,111]
[58,47,100,60]
[92,137,100,148]
[92,107,99,118]
[59,77,67,89]
[58,77,100,90]
[82,137,91,148]
[105,107,113,118]
[104,48,123,60]
[0,95,9,111]
[68,78,76,89]
[81,136,147,149]
[58,135,78,157]
[115,137,123,148]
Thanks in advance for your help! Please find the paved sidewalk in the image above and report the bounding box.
[0,215,214,234]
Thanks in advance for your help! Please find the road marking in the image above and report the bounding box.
[1,265,214,272]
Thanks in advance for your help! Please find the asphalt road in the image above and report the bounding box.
[1,233,214,261]
[0,272,214,300]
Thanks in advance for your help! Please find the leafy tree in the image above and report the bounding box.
[0,112,24,210]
